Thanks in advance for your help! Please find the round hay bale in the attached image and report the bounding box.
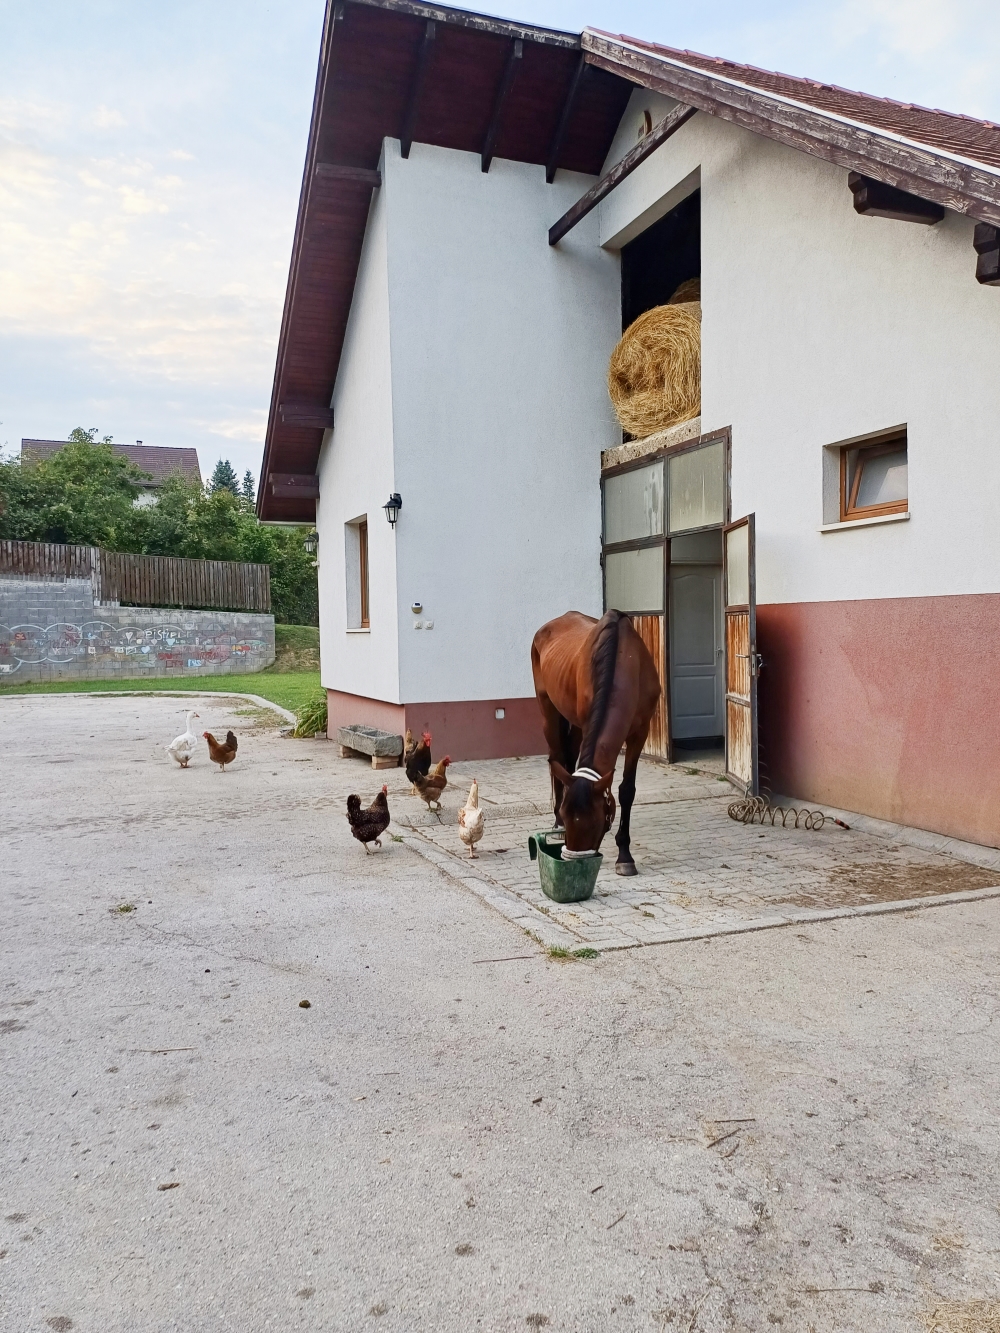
[668,277,700,304]
[608,301,701,439]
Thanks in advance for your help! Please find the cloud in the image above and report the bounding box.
[93,105,126,129]
[0,97,287,394]
[168,148,195,160]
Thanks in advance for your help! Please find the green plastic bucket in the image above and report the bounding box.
[528,830,602,903]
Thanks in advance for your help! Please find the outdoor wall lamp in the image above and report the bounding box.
[303,530,318,555]
[383,492,402,527]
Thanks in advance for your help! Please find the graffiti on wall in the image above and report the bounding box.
[0,620,267,675]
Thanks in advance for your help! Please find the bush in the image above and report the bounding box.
[293,691,328,738]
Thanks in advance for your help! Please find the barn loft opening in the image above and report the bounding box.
[621,188,701,331]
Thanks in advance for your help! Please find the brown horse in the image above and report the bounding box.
[531,610,661,876]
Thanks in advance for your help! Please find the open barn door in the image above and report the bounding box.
[723,515,759,793]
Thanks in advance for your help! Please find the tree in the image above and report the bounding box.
[0,447,318,625]
[241,470,256,507]
[210,458,240,495]
[68,426,114,446]
[0,440,145,548]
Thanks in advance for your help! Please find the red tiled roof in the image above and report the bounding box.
[601,33,1000,171]
[20,439,202,487]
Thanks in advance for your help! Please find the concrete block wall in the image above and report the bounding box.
[0,578,275,683]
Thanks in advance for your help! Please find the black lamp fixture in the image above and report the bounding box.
[383,492,402,527]
[303,530,318,555]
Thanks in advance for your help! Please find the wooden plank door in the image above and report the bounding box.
[723,515,758,793]
[629,614,669,759]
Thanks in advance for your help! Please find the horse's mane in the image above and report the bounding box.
[577,611,622,772]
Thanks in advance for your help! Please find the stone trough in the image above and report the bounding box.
[337,724,404,770]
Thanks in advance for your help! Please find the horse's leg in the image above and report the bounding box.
[536,693,569,828]
[614,727,649,876]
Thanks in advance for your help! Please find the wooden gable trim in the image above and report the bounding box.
[582,31,1000,229]
[549,100,696,244]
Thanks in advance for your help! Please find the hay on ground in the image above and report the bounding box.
[607,301,701,440]
[920,1300,1000,1333]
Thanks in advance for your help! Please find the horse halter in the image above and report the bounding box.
[572,768,616,835]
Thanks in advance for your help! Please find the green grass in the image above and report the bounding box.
[0,670,322,716]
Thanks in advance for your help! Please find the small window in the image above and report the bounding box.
[841,434,907,522]
[345,516,370,629]
[358,520,369,628]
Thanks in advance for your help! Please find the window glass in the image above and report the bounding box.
[856,447,907,508]
[603,461,663,544]
[605,546,664,613]
[668,440,725,534]
[725,524,749,607]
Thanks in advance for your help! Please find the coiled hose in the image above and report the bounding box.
[726,747,849,831]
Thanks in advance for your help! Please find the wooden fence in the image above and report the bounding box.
[0,540,271,613]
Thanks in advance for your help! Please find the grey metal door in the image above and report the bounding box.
[669,565,724,739]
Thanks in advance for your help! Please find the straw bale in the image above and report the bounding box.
[608,300,701,439]
[668,277,701,304]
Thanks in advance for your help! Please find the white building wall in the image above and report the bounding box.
[382,139,621,703]
[317,181,400,702]
[600,89,1000,606]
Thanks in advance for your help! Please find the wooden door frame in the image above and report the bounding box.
[601,426,732,765]
[722,513,758,794]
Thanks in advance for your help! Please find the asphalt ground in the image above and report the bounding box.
[2,694,999,1332]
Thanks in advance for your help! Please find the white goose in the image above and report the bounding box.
[166,710,200,768]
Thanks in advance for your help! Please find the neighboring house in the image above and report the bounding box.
[257,0,1000,849]
[21,440,202,507]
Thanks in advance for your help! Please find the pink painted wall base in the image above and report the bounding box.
[326,689,546,762]
[758,593,1000,849]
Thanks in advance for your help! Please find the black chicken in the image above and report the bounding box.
[404,730,432,793]
[347,785,391,853]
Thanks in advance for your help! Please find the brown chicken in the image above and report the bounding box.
[347,785,390,852]
[203,730,238,772]
[405,729,432,793]
[414,755,451,818]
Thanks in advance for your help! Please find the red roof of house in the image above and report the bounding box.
[21,439,202,487]
[602,34,1000,171]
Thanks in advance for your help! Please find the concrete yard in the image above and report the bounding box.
[3,693,1000,1332]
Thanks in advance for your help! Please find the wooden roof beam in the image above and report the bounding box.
[974,223,1000,284]
[279,402,336,429]
[848,172,943,223]
[314,162,382,188]
[481,38,522,173]
[400,20,436,159]
[545,53,588,183]
[548,101,696,245]
[270,473,321,499]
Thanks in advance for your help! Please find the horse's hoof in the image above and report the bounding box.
[615,862,638,877]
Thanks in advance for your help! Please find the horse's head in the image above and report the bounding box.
[550,762,616,855]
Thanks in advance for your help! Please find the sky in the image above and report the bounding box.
[1,0,998,490]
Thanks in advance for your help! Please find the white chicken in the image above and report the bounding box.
[166,710,200,768]
[457,778,485,858]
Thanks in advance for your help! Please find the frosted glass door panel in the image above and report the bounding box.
[668,441,725,534]
[603,462,664,544]
[726,524,749,607]
[605,546,664,613]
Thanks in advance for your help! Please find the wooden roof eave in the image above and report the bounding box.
[582,30,1000,230]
